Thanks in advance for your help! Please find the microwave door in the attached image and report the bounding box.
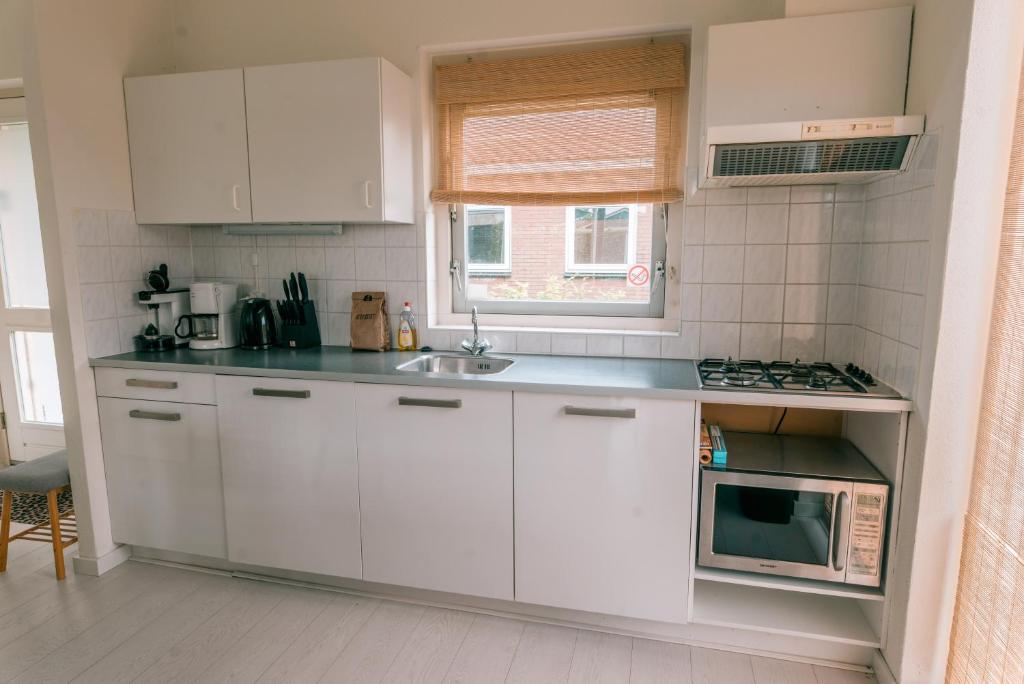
[698,469,854,584]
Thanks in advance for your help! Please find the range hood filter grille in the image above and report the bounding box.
[713,137,911,178]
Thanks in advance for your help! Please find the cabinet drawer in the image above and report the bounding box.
[98,397,226,558]
[95,367,215,404]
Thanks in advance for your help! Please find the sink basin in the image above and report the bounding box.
[395,354,515,375]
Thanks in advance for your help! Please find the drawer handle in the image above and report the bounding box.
[564,406,636,419]
[128,409,181,422]
[252,388,311,399]
[398,396,462,409]
[126,378,178,390]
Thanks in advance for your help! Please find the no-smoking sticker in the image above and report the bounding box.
[627,264,649,287]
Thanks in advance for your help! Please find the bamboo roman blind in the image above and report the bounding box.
[432,42,686,206]
[946,60,1024,682]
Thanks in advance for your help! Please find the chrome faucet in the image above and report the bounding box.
[461,306,492,356]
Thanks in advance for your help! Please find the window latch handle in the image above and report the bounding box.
[652,260,666,290]
[450,258,463,292]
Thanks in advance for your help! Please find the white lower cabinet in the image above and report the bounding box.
[513,393,695,623]
[98,397,226,558]
[355,383,514,600]
[215,375,362,578]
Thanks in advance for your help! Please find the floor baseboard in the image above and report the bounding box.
[72,544,130,576]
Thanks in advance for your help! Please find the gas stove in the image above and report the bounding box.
[697,358,902,398]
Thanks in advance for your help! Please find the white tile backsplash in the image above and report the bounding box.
[744,204,789,244]
[73,163,936,388]
[703,245,744,283]
[704,205,747,245]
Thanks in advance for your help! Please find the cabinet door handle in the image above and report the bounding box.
[564,406,636,419]
[125,378,178,390]
[398,396,461,409]
[832,491,851,572]
[252,388,311,399]
[128,409,181,422]
[363,180,374,209]
[231,184,241,211]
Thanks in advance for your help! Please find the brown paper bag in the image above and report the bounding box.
[350,291,391,351]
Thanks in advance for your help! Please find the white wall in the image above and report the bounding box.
[170,0,784,75]
[21,0,176,571]
[879,0,1024,681]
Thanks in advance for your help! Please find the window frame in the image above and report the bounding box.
[563,204,639,276]
[450,203,668,318]
[465,205,512,275]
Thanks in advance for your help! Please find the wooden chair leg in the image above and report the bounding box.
[46,489,65,581]
[0,491,10,573]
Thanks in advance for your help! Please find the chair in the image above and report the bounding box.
[0,450,77,580]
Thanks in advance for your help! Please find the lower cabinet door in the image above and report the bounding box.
[355,383,513,600]
[514,393,695,623]
[216,375,361,578]
[99,397,226,558]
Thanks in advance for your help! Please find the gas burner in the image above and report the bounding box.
[805,375,827,390]
[697,357,902,398]
[723,372,759,387]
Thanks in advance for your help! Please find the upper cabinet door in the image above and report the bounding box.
[244,58,413,224]
[124,70,252,224]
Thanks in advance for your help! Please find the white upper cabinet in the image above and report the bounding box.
[125,70,252,224]
[244,58,413,224]
[124,58,413,225]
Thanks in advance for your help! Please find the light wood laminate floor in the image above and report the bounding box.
[0,545,876,683]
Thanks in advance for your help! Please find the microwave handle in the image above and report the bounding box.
[832,491,851,572]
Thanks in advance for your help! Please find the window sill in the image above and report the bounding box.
[432,312,679,336]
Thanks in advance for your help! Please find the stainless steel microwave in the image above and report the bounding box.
[697,432,889,588]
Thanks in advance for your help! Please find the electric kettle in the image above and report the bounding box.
[238,296,278,350]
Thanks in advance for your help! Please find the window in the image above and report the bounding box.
[11,331,62,425]
[433,41,685,319]
[0,100,65,463]
[565,205,638,275]
[0,123,48,309]
[466,205,511,274]
[452,203,666,317]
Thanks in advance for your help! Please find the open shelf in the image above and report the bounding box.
[693,565,884,602]
[691,579,880,647]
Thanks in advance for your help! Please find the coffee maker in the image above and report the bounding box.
[176,282,238,350]
[135,288,191,351]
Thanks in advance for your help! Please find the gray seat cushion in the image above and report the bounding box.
[0,450,70,493]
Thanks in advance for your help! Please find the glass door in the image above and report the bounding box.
[0,99,64,462]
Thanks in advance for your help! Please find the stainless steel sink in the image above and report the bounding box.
[395,354,515,375]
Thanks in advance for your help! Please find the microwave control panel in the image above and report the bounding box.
[847,483,889,584]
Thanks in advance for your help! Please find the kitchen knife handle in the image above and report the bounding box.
[563,406,636,419]
[398,397,462,409]
[298,272,309,302]
[289,273,300,303]
[129,409,181,422]
[125,378,178,390]
[252,388,311,399]
[282,279,292,301]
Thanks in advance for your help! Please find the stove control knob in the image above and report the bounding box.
[863,373,875,385]
[845,362,855,372]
